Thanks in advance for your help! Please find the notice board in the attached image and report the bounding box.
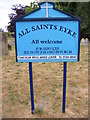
[15,2,80,63]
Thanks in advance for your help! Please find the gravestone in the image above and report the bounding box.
[81,38,88,46]
[0,32,2,56]
[2,33,8,55]
[8,40,15,50]
[85,38,89,46]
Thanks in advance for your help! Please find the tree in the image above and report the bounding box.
[76,2,90,39]
[7,4,26,32]
[25,1,38,13]
[7,1,38,32]
[55,2,90,39]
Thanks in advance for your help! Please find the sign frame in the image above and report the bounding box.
[15,18,80,63]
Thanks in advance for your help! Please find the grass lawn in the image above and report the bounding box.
[2,42,88,118]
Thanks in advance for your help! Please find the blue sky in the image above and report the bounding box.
[0,0,38,31]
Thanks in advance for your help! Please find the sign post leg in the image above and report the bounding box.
[29,62,34,114]
[62,62,67,113]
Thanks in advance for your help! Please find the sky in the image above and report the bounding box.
[0,0,39,32]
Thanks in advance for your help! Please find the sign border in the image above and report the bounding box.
[15,18,80,62]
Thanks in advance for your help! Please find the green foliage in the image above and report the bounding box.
[35,107,44,115]
[8,4,26,32]
[76,2,90,38]
[55,2,90,39]
[55,2,77,14]
[10,95,15,105]
[25,1,38,14]
[7,1,38,32]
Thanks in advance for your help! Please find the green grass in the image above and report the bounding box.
[69,82,78,88]
[10,94,15,105]
[85,98,88,105]
[42,62,45,64]
[41,95,46,99]
[88,59,90,62]
[7,70,10,72]
[16,71,19,74]
[10,60,15,65]
[15,93,30,105]
[16,63,20,66]
[52,102,59,110]
[18,99,25,104]
[7,107,12,112]
[14,77,18,80]
[35,107,44,115]
[55,96,61,100]
[8,86,14,93]
[74,106,79,113]
[8,85,15,105]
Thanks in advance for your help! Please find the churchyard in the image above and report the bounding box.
[2,32,89,118]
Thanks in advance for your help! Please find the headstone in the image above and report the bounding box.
[81,38,85,46]
[9,40,15,46]
[85,38,88,46]
[0,32,2,119]
[0,32,2,57]
[2,32,8,55]
[81,38,88,46]
[8,40,15,50]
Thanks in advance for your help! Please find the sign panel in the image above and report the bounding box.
[15,19,80,62]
